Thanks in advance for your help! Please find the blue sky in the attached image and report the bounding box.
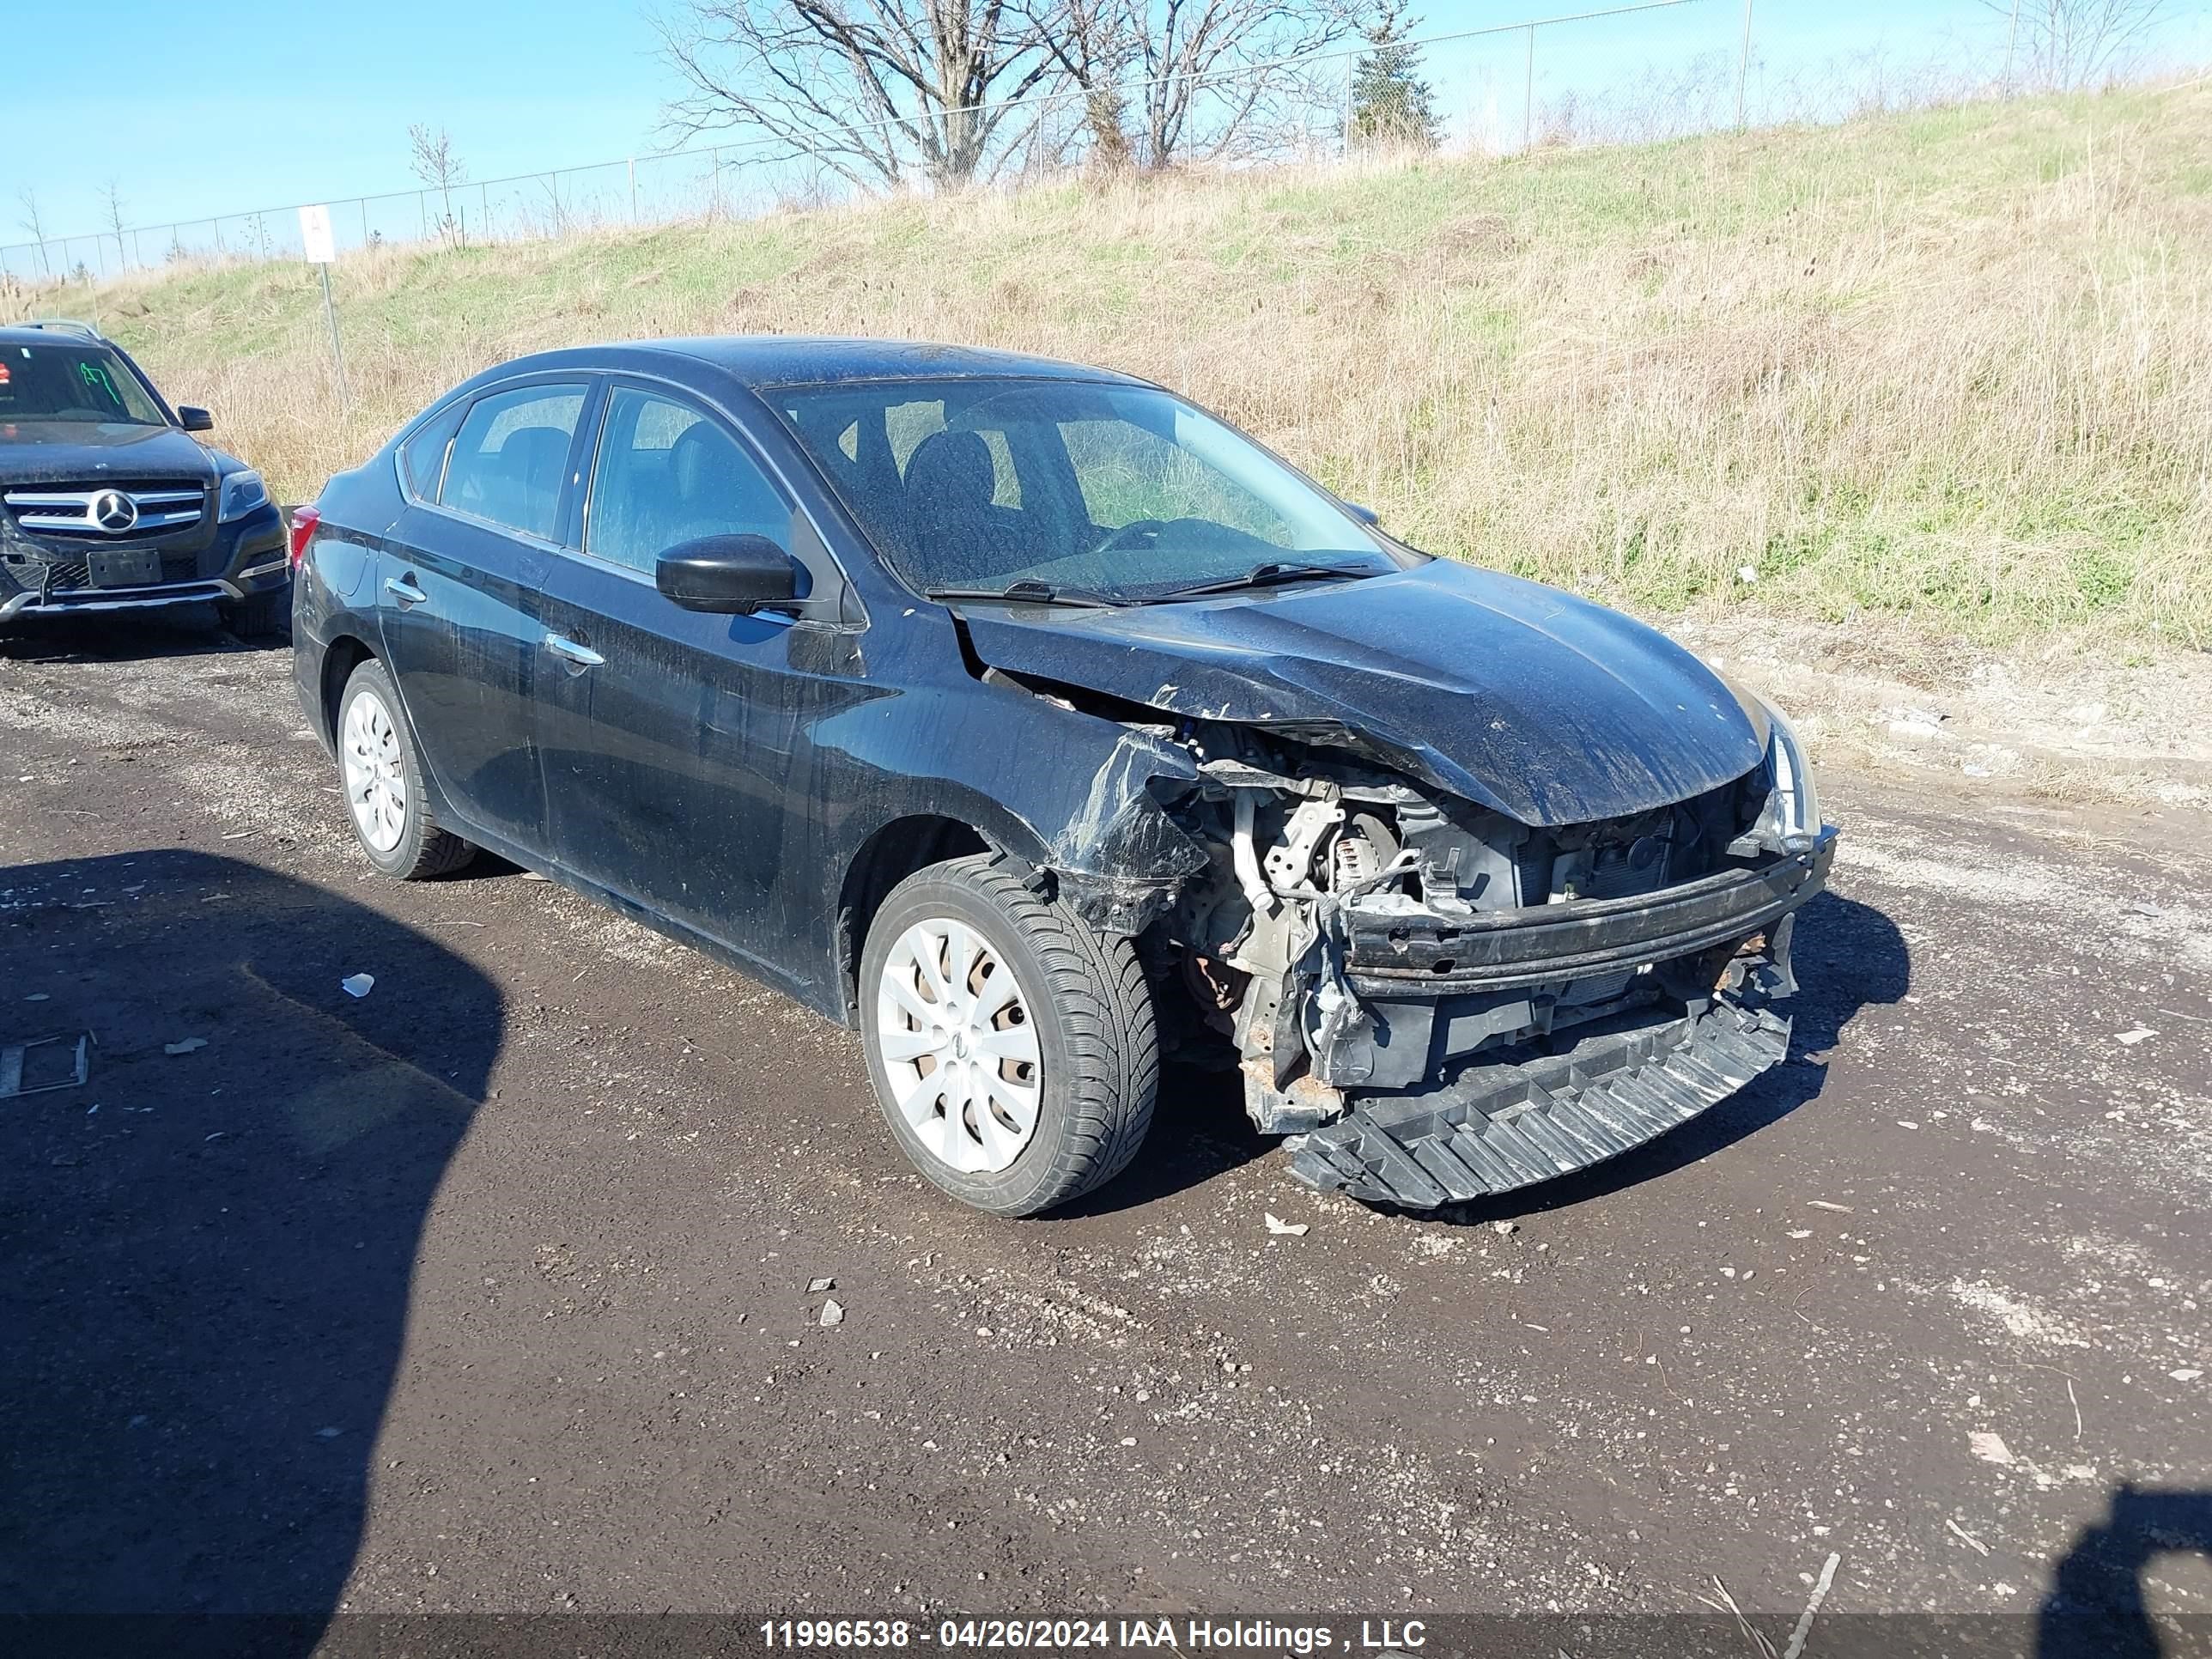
[5,0,2209,248]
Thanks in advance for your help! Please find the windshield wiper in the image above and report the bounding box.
[1142,561,1376,601]
[926,580,1121,609]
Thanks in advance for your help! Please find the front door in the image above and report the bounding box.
[533,384,841,993]
[375,379,590,855]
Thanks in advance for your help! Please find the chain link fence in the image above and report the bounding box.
[3,0,2203,287]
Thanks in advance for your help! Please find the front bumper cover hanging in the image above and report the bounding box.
[1285,998,1791,1208]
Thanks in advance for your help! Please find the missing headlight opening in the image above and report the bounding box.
[1095,714,1835,1211]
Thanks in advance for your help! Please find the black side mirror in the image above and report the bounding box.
[1345,501,1380,526]
[176,406,214,433]
[655,533,802,615]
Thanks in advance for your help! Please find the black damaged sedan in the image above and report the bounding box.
[292,337,1836,1216]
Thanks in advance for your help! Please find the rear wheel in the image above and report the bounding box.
[860,854,1157,1217]
[336,659,475,879]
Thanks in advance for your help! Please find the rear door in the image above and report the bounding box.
[376,378,593,856]
[533,380,845,988]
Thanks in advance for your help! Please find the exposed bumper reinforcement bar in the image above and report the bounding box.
[1285,998,1791,1208]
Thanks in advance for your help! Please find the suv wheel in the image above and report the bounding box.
[336,659,475,879]
[860,854,1158,1217]
[222,587,290,641]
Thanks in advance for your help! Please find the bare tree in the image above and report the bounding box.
[99,180,127,269]
[16,188,52,279]
[656,0,1062,190]
[1026,0,1358,167]
[1988,0,2174,91]
[409,125,469,245]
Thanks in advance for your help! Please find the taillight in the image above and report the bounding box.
[288,503,321,569]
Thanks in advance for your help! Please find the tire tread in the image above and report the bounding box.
[866,852,1158,1215]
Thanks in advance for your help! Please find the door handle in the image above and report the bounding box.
[384,575,428,606]
[542,633,605,669]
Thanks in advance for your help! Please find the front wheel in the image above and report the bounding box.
[222,586,291,641]
[336,659,476,879]
[860,854,1158,1217]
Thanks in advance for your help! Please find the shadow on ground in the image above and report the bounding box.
[0,607,280,663]
[2040,1486,2212,1657]
[0,849,501,1656]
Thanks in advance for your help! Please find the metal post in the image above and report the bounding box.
[482,181,490,240]
[318,261,351,408]
[629,157,639,223]
[360,198,370,247]
[1342,68,1355,157]
[2002,0,2021,94]
[1523,24,1536,151]
[1736,0,1753,128]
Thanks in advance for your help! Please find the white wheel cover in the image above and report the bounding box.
[875,916,1043,1175]
[341,686,409,854]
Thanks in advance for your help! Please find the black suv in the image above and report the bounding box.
[0,319,288,637]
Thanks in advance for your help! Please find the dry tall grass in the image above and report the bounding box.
[19,82,2212,647]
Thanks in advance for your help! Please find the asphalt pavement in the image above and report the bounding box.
[2,613,2207,1657]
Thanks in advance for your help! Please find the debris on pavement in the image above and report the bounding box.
[1946,1518,1990,1555]
[819,1298,844,1328]
[163,1037,207,1055]
[1968,1432,2015,1466]
[1784,1552,1843,1659]
[1492,1220,1518,1235]
[1808,1200,1854,1212]
[1263,1213,1310,1237]
[2113,1027,2157,1046]
[341,974,376,998]
[808,1277,836,1293]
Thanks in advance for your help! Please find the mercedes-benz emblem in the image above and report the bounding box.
[90,489,139,535]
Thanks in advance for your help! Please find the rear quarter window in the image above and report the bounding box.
[398,400,467,501]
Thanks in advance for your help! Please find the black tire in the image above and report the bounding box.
[222,586,291,641]
[860,853,1158,1217]
[335,659,476,880]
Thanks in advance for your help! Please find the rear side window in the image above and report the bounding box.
[440,383,587,540]
[585,387,791,574]
[398,400,466,501]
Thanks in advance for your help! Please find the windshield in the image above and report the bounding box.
[0,341,167,428]
[771,378,1399,600]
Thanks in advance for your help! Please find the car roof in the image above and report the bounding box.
[489,336,1153,392]
[0,321,117,347]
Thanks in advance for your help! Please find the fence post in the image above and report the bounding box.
[1735,0,1753,128]
[629,157,639,223]
[360,199,370,248]
[2002,0,2021,94]
[1522,24,1536,151]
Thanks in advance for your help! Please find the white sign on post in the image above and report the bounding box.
[296,204,349,404]
[297,204,336,266]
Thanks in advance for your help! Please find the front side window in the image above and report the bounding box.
[440,383,587,540]
[771,378,1393,600]
[585,387,793,575]
[0,342,167,427]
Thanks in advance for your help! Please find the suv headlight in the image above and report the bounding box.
[217,469,270,523]
[1758,696,1825,847]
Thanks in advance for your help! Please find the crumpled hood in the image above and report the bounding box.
[0,422,219,486]
[957,560,1770,826]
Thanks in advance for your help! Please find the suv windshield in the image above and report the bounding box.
[772,378,1399,601]
[0,341,167,428]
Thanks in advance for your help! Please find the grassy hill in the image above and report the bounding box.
[19,82,2212,648]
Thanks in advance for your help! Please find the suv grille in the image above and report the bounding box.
[3,484,208,536]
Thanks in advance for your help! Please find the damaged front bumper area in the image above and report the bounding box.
[1286,998,1790,1206]
[1271,831,1836,1209]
